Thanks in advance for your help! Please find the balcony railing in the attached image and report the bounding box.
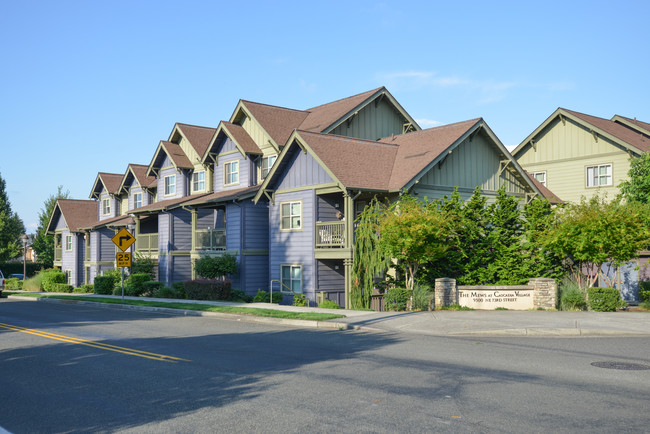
[316,221,346,247]
[195,229,226,251]
[54,248,62,261]
[135,233,158,252]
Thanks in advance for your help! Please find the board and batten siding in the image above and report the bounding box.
[413,132,528,201]
[275,148,334,191]
[269,190,316,297]
[330,97,407,140]
[515,117,632,203]
[239,113,276,153]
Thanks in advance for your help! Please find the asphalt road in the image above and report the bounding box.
[1,299,649,433]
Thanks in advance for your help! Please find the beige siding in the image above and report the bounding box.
[120,196,128,215]
[517,117,632,203]
[330,99,407,140]
[179,136,201,162]
[416,132,528,196]
[241,114,277,155]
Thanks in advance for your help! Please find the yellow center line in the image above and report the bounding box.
[0,322,190,362]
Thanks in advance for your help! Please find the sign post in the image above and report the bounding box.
[112,228,136,301]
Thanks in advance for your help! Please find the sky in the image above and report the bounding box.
[1,0,649,233]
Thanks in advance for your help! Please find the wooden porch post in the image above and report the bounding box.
[344,192,354,308]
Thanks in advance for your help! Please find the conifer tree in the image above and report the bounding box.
[0,173,26,262]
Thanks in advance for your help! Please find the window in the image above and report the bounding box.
[281,264,302,293]
[224,161,239,185]
[261,155,277,180]
[133,192,143,209]
[280,201,301,230]
[65,235,72,251]
[192,171,205,192]
[102,198,111,215]
[586,164,612,187]
[164,175,176,195]
[532,171,546,187]
[64,270,72,284]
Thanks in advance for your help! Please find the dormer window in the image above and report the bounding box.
[164,175,176,196]
[133,192,143,209]
[224,161,239,186]
[261,155,277,180]
[192,171,205,192]
[102,198,111,216]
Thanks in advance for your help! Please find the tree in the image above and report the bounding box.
[0,173,26,262]
[378,195,455,290]
[541,195,650,288]
[32,186,70,268]
[619,153,650,204]
[520,198,565,281]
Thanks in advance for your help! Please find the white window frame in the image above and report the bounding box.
[586,164,612,188]
[532,171,546,187]
[281,264,302,293]
[164,174,176,196]
[261,155,277,180]
[64,270,72,284]
[102,198,111,216]
[192,171,205,192]
[65,235,73,251]
[133,192,143,209]
[224,161,239,186]
[280,200,302,231]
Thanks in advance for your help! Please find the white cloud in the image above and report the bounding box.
[415,118,442,128]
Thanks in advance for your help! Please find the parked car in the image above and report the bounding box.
[9,273,24,280]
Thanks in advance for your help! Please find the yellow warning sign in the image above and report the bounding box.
[112,228,136,252]
[116,252,132,268]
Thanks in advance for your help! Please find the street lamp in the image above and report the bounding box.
[21,234,29,278]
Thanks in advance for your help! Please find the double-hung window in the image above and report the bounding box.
[532,171,546,187]
[133,192,143,209]
[586,164,612,187]
[192,171,205,192]
[65,235,72,251]
[164,175,176,196]
[102,198,111,216]
[261,155,277,180]
[224,161,239,185]
[281,264,302,293]
[280,201,301,230]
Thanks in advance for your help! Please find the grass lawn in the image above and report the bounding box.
[3,292,346,321]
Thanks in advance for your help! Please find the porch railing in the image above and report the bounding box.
[135,233,158,252]
[195,229,226,251]
[316,221,346,247]
[54,248,62,261]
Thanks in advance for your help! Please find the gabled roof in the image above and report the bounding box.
[89,172,124,199]
[201,121,262,163]
[119,164,157,194]
[46,199,97,233]
[526,173,563,204]
[147,140,193,177]
[230,87,421,150]
[182,185,261,207]
[256,119,540,202]
[611,115,650,138]
[513,108,650,156]
[81,214,134,231]
[129,192,213,215]
[172,123,218,158]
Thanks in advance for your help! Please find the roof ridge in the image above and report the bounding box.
[297,130,399,148]
[176,122,217,130]
[240,99,309,114]
[305,87,383,111]
[385,118,481,141]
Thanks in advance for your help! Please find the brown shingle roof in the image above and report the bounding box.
[128,164,157,188]
[91,172,124,198]
[130,193,213,214]
[84,214,134,230]
[176,123,217,157]
[564,109,650,153]
[526,173,563,204]
[612,115,650,137]
[55,199,98,232]
[183,185,261,206]
[221,122,262,154]
[299,87,383,132]
[240,101,309,146]
[160,141,193,169]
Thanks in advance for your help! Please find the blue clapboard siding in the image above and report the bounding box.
[317,259,344,292]
[99,188,119,221]
[275,148,333,191]
[128,184,152,210]
[170,209,192,251]
[158,213,170,252]
[61,230,75,280]
[226,204,241,251]
[157,155,189,199]
[317,193,344,221]
[196,208,225,230]
[171,256,192,283]
[75,235,85,286]
[216,154,250,191]
[243,200,269,250]
[269,190,315,298]
[98,228,115,262]
[242,254,268,295]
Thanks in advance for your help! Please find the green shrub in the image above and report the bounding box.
[125,273,152,297]
[94,276,115,295]
[437,304,474,311]
[253,290,283,303]
[23,273,44,292]
[230,289,252,303]
[131,254,156,279]
[412,283,434,310]
[194,254,238,279]
[560,285,587,311]
[587,287,625,312]
[184,279,232,301]
[639,281,650,303]
[172,281,186,299]
[152,286,178,299]
[318,299,341,309]
[6,278,23,290]
[41,269,66,292]
[143,281,163,296]
[292,294,307,307]
[73,284,94,294]
[104,269,123,289]
[51,283,73,293]
[384,288,412,311]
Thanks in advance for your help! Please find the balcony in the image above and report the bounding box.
[135,233,158,253]
[195,229,226,251]
[316,221,346,247]
[54,247,62,262]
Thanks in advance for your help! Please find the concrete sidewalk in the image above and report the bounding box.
[6,292,650,337]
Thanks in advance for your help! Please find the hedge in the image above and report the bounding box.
[41,270,66,292]
[184,279,232,301]
[94,276,115,295]
[587,287,625,312]
[125,273,152,296]
[51,283,73,293]
[639,281,650,303]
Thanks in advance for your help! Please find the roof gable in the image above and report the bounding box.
[147,140,193,177]
[89,172,123,199]
[119,164,156,194]
[171,123,217,159]
[47,199,98,233]
[611,115,650,138]
[202,121,262,163]
[234,101,309,148]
